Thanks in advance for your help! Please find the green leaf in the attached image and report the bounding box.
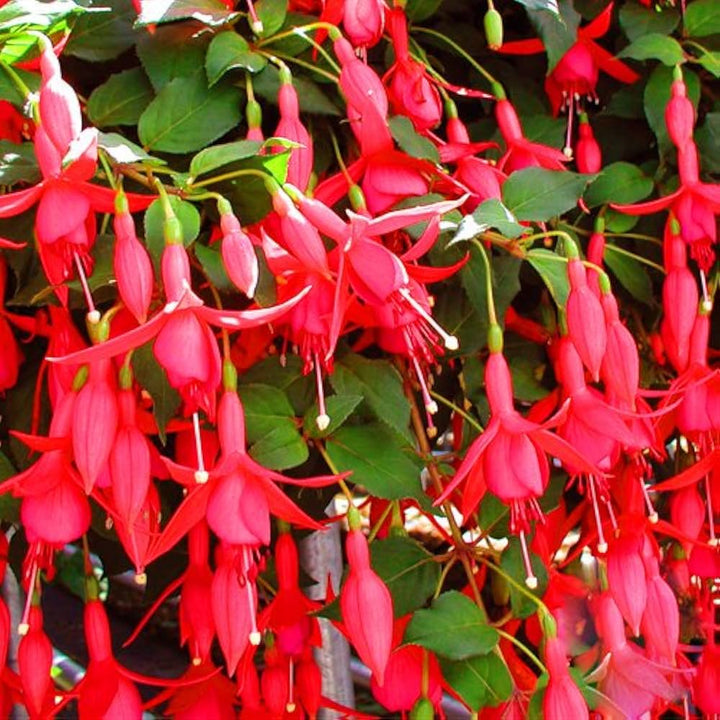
[330,354,411,442]
[206,32,267,86]
[325,424,425,501]
[65,0,136,62]
[405,0,442,22]
[696,112,720,173]
[0,141,39,185]
[98,132,167,167]
[256,0,287,37]
[193,242,233,293]
[583,161,654,208]
[439,653,513,711]
[453,199,525,243]
[370,536,440,617]
[461,247,521,325]
[694,47,720,78]
[515,0,559,12]
[189,140,263,179]
[618,33,684,66]
[526,248,569,307]
[502,168,593,222]
[405,591,499,660]
[240,355,314,415]
[137,0,236,26]
[644,65,700,157]
[137,24,210,91]
[138,74,242,153]
[303,394,363,439]
[87,68,154,127]
[500,538,549,618]
[132,343,180,443]
[236,384,307,470]
[618,3,679,41]
[144,196,200,270]
[527,0,580,71]
[0,65,38,107]
[0,451,19,522]
[0,0,87,31]
[684,0,720,37]
[603,244,654,305]
[388,115,439,162]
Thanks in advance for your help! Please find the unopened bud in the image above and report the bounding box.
[484,5,504,50]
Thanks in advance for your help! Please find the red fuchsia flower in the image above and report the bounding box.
[493,85,568,173]
[593,591,677,719]
[693,642,720,715]
[341,507,393,686]
[498,3,638,155]
[436,326,599,585]
[565,242,607,382]
[18,601,56,719]
[0,99,26,143]
[575,113,602,173]
[0,38,153,305]
[274,67,313,192]
[370,644,443,713]
[661,218,698,373]
[542,634,589,720]
[113,189,154,324]
[48,200,309,421]
[245,97,264,142]
[343,0,385,49]
[0,259,23,394]
[384,7,442,131]
[218,198,258,298]
[613,69,720,272]
[665,67,695,148]
[159,659,237,720]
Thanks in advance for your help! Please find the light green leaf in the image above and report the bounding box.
[65,0,136,62]
[189,140,263,179]
[405,591,499,660]
[0,141,39,185]
[138,74,242,153]
[618,33,684,66]
[694,47,720,78]
[256,0,287,36]
[206,31,267,86]
[98,132,167,167]
[526,248,569,307]
[137,0,236,26]
[684,0,720,37]
[87,68,154,127]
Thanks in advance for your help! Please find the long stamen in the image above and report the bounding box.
[192,412,208,484]
[286,658,296,713]
[409,351,437,438]
[700,270,712,312]
[519,528,538,589]
[74,252,99,324]
[640,479,658,524]
[18,559,39,635]
[705,474,717,546]
[243,546,261,645]
[246,0,263,33]
[399,288,459,350]
[314,353,330,431]
[563,94,575,159]
[588,474,608,553]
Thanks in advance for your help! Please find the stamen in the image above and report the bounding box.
[246,0,264,34]
[563,94,575,159]
[74,252,99,324]
[243,547,261,645]
[314,353,330,431]
[18,560,39,635]
[286,658,296,713]
[700,270,713,312]
[399,288,459,350]
[192,412,208,484]
[705,474,717,545]
[588,475,608,553]
[519,529,538,589]
[640,479,658,524]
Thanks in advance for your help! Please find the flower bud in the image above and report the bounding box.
[484,3,503,50]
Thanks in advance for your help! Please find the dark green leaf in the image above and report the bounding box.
[206,32,267,86]
[188,140,263,179]
[65,0,136,62]
[388,115,439,162]
[405,591,498,660]
[370,536,440,617]
[137,0,236,26]
[132,343,180,443]
[500,538,549,618]
[330,354,411,442]
[0,141,39,185]
[618,33,684,66]
[303,394,363,439]
[136,24,209,91]
[193,242,233,293]
[618,3,679,41]
[405,0,442,22]
[240,355,314,415]
[502,168,593,222]
[584,161,653,208]
[644,65,700,157]
[0,0,86,31]
[0,451,19,523]
[696,112,720,173]
[253,65,341,116]
[526,248,569,307]
[440,653,513,711]
[515,0,559,12]
[87,68,154,127]
[694,47,720,78]
[0,65,39,107]
[603,244,655,306]
[684,0,720,37]
[144,196,200,269]
[325,424,425,501]
[249,422,308,470]
[527,0,580,71]
[256,0,287,37]
[138,74,242,153]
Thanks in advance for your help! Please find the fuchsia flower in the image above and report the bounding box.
[218,198,258,298]
[18,603,56,719]
[343,0,385,49]
[542,634,589,719]
[575,113,602,173]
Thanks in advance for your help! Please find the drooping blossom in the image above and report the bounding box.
[542,634,589,720]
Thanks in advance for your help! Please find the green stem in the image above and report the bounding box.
[188,167,273,190]
[495,628,547,674]
[429,389,484,432]
[411,26,498,87]
[433,556,457,599]
[258,49,338,83]
[256,21,339,47]
[470,238,497,326]
[257,24,341,74]
[0,58,33,109]
[367,501,393,543]
[316,442,354,502]
[98,150,119,191]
